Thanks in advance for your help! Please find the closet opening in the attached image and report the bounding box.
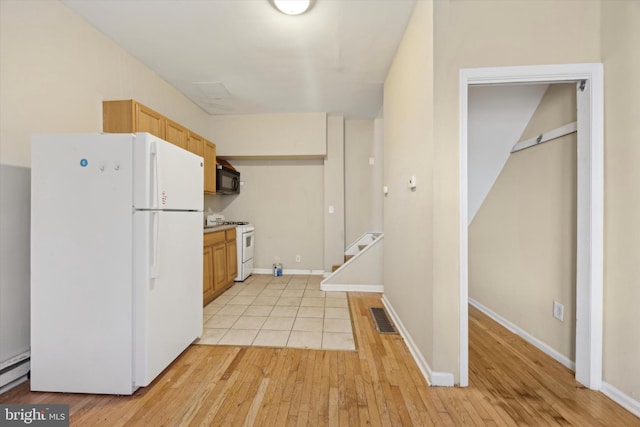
[458,64,604,390]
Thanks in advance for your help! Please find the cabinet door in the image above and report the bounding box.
[204,140,217,194]
[203,246,215,306]
[187,132,204,157]
[226,239,238,283]
[135,103,165,139]
[165,119,188,150]
[102,100,135,133]
[212,243,227,291]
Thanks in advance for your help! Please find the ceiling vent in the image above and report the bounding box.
[192,81,232,99]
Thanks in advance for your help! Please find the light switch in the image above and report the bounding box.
[328,205,334,214]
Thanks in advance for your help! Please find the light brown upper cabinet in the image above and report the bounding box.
[165,118,188,151]
[102,99,217,194]
[204,141,217,194]
[103,100,165,139]
[187,131,216,194]
[187,131,204,157]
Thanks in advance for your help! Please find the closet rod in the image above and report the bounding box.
[511,121,577,153]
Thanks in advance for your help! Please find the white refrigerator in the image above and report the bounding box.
[30,132,203,395]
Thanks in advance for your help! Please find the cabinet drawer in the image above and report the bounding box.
[204,230,225,246]
[225,228,236,241]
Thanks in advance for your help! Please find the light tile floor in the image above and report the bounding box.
[195,274,356,351]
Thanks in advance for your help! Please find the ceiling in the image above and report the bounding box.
[62,0,416,119]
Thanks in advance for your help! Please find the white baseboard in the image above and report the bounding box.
[601,382,640,419]
[320,283,384,293]
[253,268,325,276]
[381,295,455,387]
[469,298,576,371]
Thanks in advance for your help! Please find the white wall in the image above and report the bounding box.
[467,84,548,223]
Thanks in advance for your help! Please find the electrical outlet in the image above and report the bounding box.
[553,301,564,321]
[408,175,417,190]
[295,254,301,263]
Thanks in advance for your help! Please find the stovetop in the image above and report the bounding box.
[211,220,249,226]
[206,214,250,228]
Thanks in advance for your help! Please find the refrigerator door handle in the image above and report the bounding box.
[150,141,159,209]
[150,211,160,279]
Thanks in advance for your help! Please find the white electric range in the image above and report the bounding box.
[206,214,254,281]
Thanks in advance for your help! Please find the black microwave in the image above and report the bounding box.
[216,164,240,194]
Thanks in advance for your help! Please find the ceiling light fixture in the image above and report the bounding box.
[273,0,311,16]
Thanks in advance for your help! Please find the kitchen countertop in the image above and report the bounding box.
[203,224,237,234]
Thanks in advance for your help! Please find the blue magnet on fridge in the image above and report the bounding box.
[80,158,88,167]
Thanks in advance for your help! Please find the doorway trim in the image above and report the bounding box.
[458,63,603,389]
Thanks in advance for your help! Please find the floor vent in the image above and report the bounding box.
[370,307,397,334]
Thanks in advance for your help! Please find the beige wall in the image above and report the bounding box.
[0,1,335,278]
[345,119,375,245]
[469,84,577,361]
[383,0,435,368]
[205,113,336,272]
[372,118,384,233]
[205,159,324,272]
[208,113,327,158]
[324,116,345,272]
[4,0,638,401]
[384,0,602,382]
[518,84,577,141]
[431,0,601,379]
[0,0,210,168]
[0,0,212,364]
[206,112,331,274]
[205,113,340,273]
[601,0,640,401]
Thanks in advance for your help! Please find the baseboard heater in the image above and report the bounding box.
[0,351,30,394]
[370,307,398,334]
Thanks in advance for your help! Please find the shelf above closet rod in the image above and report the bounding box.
[511,121,577,153]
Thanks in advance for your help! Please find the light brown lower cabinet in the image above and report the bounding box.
[226,237,238,283]
[202,246,214,304]
[203,228,237,306]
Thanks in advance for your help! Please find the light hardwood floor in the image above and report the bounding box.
[2,291,638,426]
